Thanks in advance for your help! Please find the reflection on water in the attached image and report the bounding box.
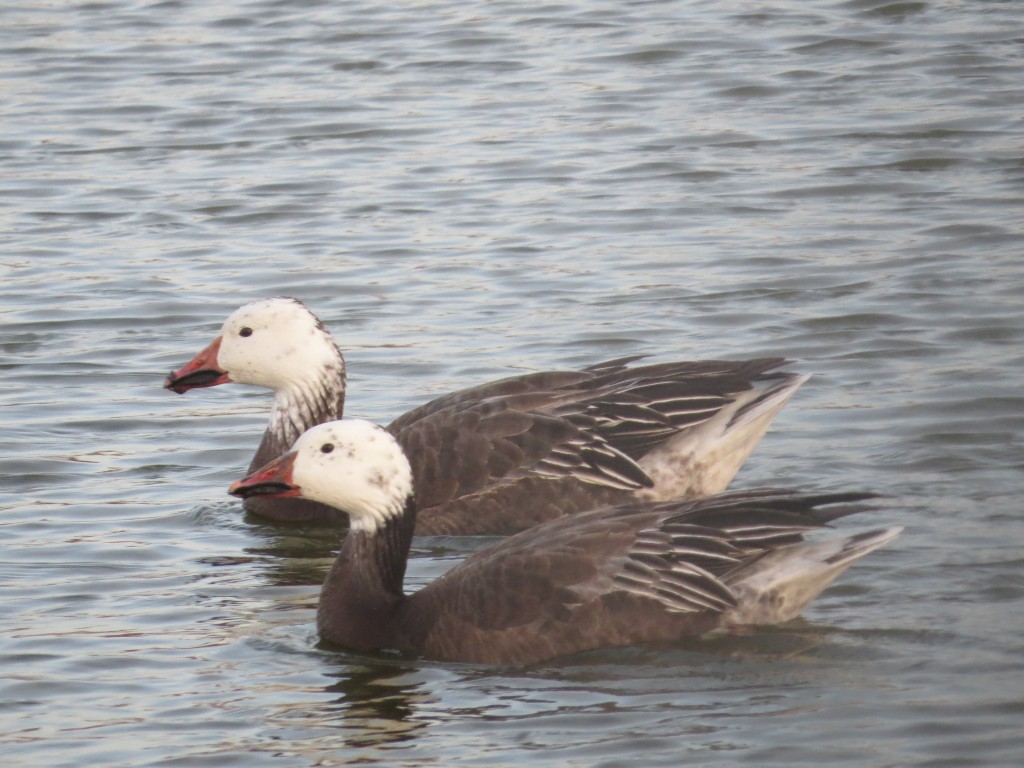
[320,662,431,749]
[243,518,343,586]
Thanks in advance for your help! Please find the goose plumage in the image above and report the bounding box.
[167,297,808,534]
[229,419,901,665]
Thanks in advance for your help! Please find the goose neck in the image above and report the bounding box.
[317,498,417,649]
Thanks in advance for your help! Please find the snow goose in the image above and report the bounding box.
[229,419,901,664]
[167,297,808,533]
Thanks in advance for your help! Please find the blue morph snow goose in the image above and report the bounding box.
[167,297,807,534]
[230,419,901,665]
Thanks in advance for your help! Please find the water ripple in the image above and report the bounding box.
[2,0,1024,765]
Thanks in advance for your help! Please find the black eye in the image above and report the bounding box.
[239,327,253,338]
[320,443,334,454]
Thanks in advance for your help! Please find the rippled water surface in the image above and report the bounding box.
[3,1,1023,765]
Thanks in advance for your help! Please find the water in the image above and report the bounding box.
[2,0,1023,765]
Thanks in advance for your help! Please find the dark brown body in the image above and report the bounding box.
[313,491,887,664]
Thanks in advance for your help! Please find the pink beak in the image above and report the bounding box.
[228,451,300,500]
[163,336,231,394]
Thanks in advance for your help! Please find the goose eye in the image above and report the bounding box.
[239,327,253,338]
[320,443,334,454]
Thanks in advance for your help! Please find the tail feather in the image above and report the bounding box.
[728,372,810,430]
[721,526,902,627]
[823,526,903,566]
[638,372,809,500]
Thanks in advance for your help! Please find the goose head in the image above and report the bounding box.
[165,297,344,394]
[229,419,414,533]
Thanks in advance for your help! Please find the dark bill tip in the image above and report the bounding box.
[229,481,297,499]
[164,368,228,393]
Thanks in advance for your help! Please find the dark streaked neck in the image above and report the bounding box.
[249,360,347,472]
[243,359,347,523]
[317,497,417,651]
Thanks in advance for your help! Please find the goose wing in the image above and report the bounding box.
[392,396,652,520]
[411,489,879,628]
[388,357,793,461]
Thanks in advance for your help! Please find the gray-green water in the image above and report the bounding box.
[2,1,1023,765]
